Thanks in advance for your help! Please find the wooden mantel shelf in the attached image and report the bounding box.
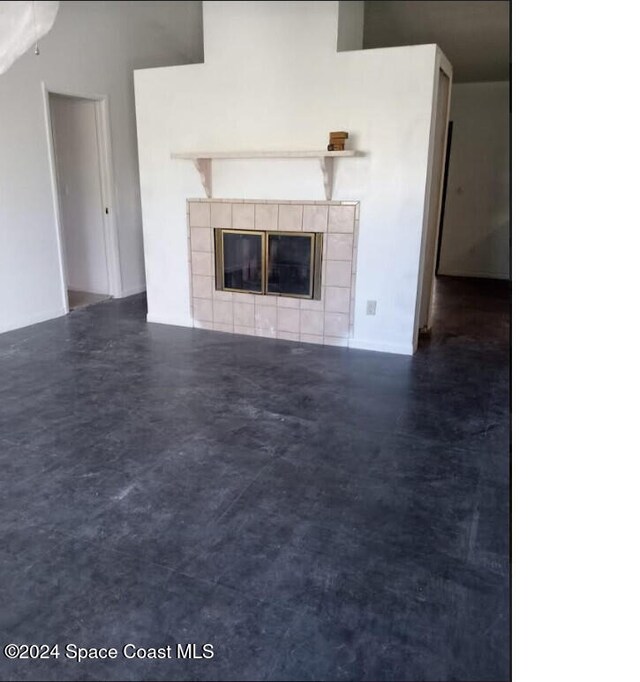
[171,150,357,160]
[170,150,361,200]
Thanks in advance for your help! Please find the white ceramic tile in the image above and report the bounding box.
[213,301,233,325]
[300,333,324,346]
[210,202,232,227]
[191,251,213,277]
[300,310,324,335]
[234,325,255,336]
[232,203,255,229]
[325,260,351,287]
[276,296,300,309]
[255,328,277,338]
[278,204,303,231]
[255,203,278,230]
[212,322,233,333]
[277,331,300,341]
[192,275,213,299]
[233,302,255,327]
[191,227,212,252]
[324,312,349,338]
[324,286,350,313]
[255,304,277,331]
[302,204,328,232]
[193,319,214,330]
[326,233,353,261]
[213,289,233,302]
[328,204,355,233]
[189,202,210,228]
[259,295,277,306]
[323,336,349,347]
[232,292,256,303]
[192,298,213,322]
[277,308,300,333]
[300,297,324,311]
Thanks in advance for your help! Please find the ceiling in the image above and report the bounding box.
[363,1,510,83]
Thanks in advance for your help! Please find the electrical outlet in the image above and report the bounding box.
[366,300,377,316]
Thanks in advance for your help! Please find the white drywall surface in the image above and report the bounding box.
[0,0,203,334]
[135,0,447,354]
[438,81,510,280]
[49,94,109,294]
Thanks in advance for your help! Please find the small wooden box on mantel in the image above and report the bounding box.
[328,131,348,151]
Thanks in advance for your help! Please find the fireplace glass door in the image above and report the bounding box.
[219,230,264,293]
[214,229,321,299]
[267,233,315,298]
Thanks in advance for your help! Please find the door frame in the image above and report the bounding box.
[435,120,454,276]
[42,83,122,313]
[413,50,454,348]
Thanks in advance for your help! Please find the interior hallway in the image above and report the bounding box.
[427,275,510,344]
[67,290,111,311]
[0,284,510,681]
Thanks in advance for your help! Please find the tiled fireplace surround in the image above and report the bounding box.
[188,199,359,346]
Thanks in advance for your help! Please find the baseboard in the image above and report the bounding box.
[146,313,193,328]
[348,337,415,356]
[117,285,146,298]
[0,307,67,335]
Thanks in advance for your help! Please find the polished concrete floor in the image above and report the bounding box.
[0,276,510,681]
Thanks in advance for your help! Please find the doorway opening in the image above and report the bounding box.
[429,80,511,342]
[46,90,121,312]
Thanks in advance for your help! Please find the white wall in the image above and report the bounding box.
[438,81,510,280]
[0,0,203,334]
[135,0,447,355]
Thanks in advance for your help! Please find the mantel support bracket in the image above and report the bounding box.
[319,156,334,201]
[194,158,212,198]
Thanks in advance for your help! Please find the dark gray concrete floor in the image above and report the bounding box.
[0,276,510,682]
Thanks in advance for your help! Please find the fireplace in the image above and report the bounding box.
[189,199,358,346]
[214,229,322,300]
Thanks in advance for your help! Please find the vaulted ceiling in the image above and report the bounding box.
[363,1,510,83]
